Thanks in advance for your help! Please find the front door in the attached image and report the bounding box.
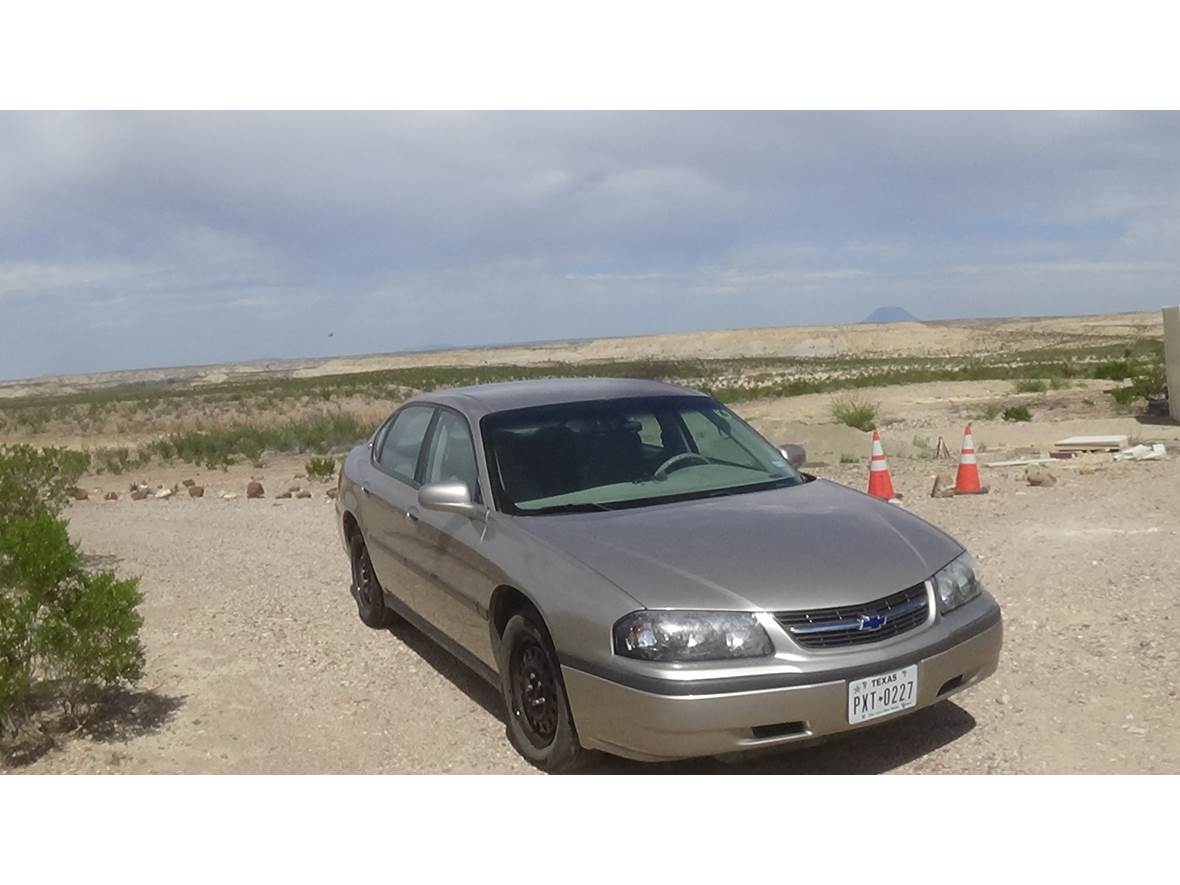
[409,408,499,668]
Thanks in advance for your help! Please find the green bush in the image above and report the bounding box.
[1107,357,1166,410]
[0,445,90,528]
[91,446,132,476]
[831,394,878,432]
[145,413,372,469]
[0,448,143,739]
[1002,405,1033,422]
[1014,379,1048,393]
[305,456,337,481]
[1092,360,1131,381]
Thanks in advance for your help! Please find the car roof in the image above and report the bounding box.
[405,377,706,418]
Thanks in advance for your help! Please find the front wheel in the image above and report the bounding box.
[349,533,395,629]
[498,613,595,772]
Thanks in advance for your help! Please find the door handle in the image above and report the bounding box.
[405,507,420,523]
[361,484,371,496]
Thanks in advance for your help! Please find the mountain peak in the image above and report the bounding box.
[862,306,921,324]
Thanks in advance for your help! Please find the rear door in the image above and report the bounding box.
[361,404,436,613]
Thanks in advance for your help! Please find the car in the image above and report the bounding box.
[335,377,1003,771]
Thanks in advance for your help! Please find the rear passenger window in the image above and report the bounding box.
[376,406,434,484]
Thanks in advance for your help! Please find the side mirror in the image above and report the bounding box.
[779,444,807,468]
[418,482,485,520]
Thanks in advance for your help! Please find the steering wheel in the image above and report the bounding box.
[652,452,710,481]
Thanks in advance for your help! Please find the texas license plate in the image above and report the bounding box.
[847,665,918,724]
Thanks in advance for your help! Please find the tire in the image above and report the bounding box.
[349,532,395,629]
[498,612,596,772]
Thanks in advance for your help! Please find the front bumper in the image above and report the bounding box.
[563,603,1002,762]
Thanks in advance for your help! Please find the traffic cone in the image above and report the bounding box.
[867,430,896,500]
[954,423,987,494]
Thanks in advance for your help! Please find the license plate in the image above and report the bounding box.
[848,665,918,724]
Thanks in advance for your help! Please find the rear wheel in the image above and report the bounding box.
[498,613,595,772]
[349,533,394,629]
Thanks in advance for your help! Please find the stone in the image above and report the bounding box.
[287,483,302,493]
[104,491,119,501]
[1025,465,1057,487]
[296,490,312,499]
[130,489,148,501]
[182,478,196,487]
[246,481,265,499]
[155,487,174,499]
[930,471,957,498]
[222,492,238,500]
[276,491,292,499]
[326,488,338,499]
[188,485,205,498]
[70,487,89,501]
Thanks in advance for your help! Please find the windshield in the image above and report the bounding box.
[481,395,803,514]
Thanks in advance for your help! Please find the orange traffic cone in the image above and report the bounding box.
[867,430,896,500]
[954,423,987,494]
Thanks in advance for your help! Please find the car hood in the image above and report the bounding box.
[513,479,963,612]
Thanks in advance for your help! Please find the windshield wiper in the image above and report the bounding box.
[530,501,618,514]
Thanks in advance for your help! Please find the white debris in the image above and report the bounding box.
[1114,443,1167,462]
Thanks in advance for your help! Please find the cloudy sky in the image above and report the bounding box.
[1,111,1178,380]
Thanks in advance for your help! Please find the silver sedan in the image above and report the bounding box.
[335,378,1002,771]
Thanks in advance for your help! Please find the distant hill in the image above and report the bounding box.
[862,306,921,324]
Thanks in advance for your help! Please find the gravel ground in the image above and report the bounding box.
[6,450,1179,774]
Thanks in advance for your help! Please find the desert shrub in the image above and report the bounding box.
[1106,353,1166,410]
[1092,360,1131,381]
[975,401,1003,421]
[92,446,132,476]
[1002,405,1032,422]
[0,445,90,528]
[0,448,143,739]
[1014,379,1048,393]
[305,456,337,481]
[147,413,372,468]
[830,395,878,432]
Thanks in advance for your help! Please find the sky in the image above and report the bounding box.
[1,111,1178,381]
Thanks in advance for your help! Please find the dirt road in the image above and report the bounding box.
[8,445,1178,775]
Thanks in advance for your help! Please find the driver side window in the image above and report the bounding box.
[422,409,481,501]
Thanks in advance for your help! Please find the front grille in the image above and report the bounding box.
[774,582,930,649]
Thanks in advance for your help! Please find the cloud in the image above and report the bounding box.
[1,111,1179,379]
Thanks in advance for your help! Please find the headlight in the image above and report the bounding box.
[933,551,983,613]
[613,611,774,662]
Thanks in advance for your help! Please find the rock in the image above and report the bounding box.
[104,491,119,501]
[71,487,89,501]
[188,485,205,498]
[296,490,312,499]
[129,481,139,492]
[287,483,302,493]
[276,491,292,499]
[182,478,196,487]
[930,471,957,498]
[222,492,238,500]
[1025,465,1057,487]
[155,487,174,500]
[326,488,338,499]
[130,489,149,501]
[246,481,265,499]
